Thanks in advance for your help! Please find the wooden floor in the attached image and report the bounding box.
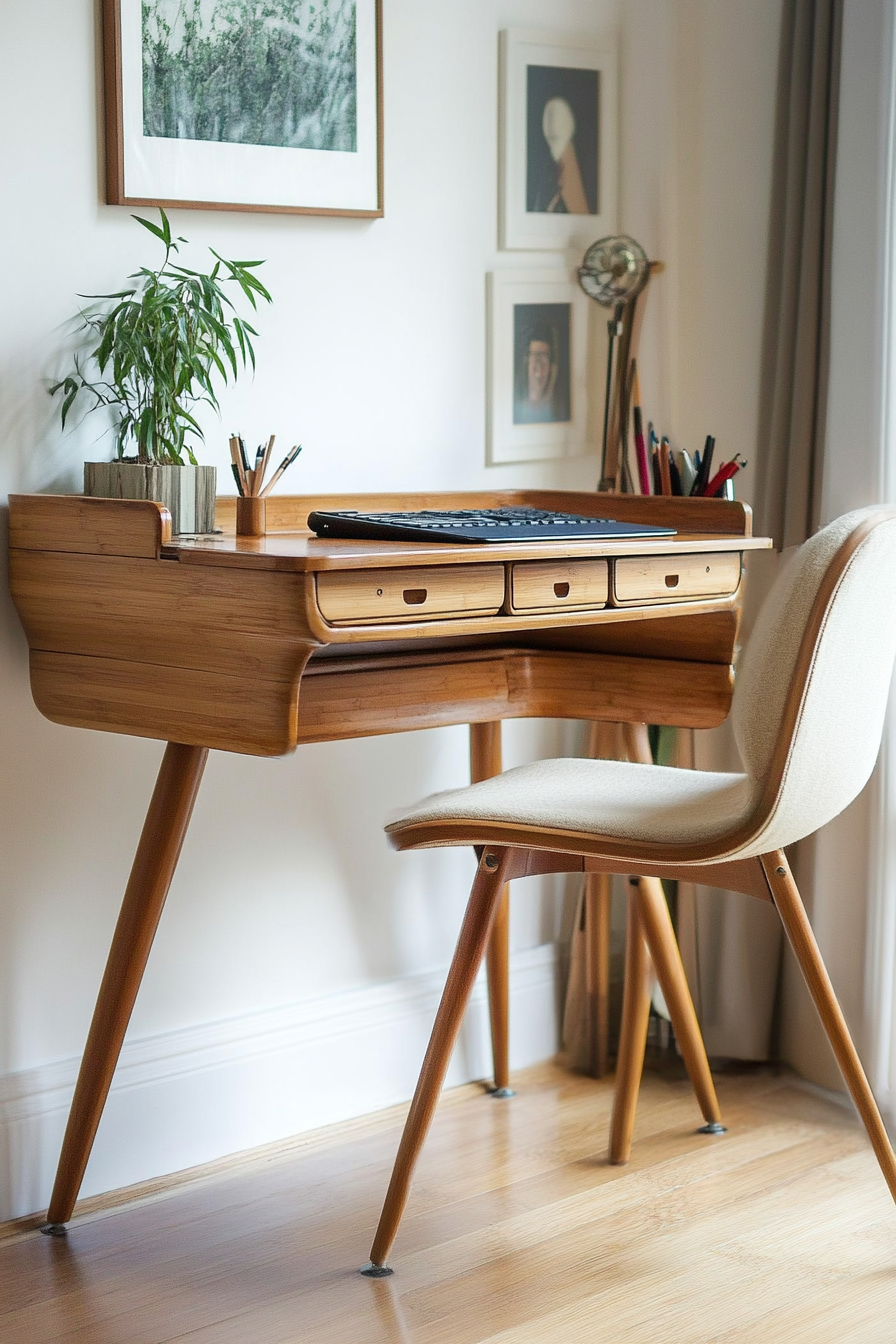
[1,1060,894,1342]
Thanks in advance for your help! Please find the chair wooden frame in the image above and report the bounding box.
[363,512,896,1275]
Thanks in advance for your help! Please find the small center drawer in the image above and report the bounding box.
[614,552,742,605]
[316,563,505,625]
[509,559,609,613]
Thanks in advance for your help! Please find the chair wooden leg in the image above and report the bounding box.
[761,851,896,1205]
[585,872,612,1078]
[42,743,209,1232]
[581,721,622,1079]
[609,898,652,1164]
[485,888,512,1094]
[633,876,724,1130]
[363,847,515,1275]
[470,721,512,1094]
[618,721,721,1133]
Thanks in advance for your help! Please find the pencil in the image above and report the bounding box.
[659,435,672,496]
[260,444,303,498]
[257,434,276,493]
[631,361,651,495]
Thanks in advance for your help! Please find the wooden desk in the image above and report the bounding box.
[8,488,770,1228]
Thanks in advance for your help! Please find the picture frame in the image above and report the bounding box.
[102,0,383,217]
[499,28,617,251]
[487,270,592,465]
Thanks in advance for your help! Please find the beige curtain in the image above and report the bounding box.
[754,0,842,550]
[563,0,843,1069]
[691,0,843,1062]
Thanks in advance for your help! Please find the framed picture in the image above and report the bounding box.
[499,28,617,251]
[102,0,383,217]
[487,270,592,465]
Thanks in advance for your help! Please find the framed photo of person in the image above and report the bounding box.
[102,0,383,217]
[499,29,617,250]
[487,270,592,464]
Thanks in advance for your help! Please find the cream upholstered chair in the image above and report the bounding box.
[361,507,896,1276]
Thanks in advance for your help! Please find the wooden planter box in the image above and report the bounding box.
[84,462,217,535]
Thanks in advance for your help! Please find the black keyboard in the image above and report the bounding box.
[307,506,676,545]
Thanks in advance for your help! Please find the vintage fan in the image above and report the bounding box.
[577,235,650,306]
[578,235,652,490]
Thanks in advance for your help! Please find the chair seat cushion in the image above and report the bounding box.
[387,758,757,848]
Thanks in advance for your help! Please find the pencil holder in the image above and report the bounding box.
[236,496,266,538]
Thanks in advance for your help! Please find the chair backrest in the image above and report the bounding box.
[732,507,896,855]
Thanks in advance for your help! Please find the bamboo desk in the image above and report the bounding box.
[8,488,771,1230]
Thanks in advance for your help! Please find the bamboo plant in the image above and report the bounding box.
[51,208,272,465]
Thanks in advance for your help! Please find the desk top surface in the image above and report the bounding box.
[9,488,772,570]
[167,527,770,571]
[182,489,772,571]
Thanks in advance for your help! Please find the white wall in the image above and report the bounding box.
[0,0,785,1219]
[0,0,617,1220]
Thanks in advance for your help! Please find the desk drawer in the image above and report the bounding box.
[614,552,741,605]
[509,559,608,613]
[316,564,505,624]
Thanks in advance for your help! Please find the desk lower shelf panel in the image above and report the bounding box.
[27,642,735,756]
[295,648,735,744]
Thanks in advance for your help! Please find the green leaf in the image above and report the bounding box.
[132,214,167,243]
[158,207,172,248]
[59,382,79,427]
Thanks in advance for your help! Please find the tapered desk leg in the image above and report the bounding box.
[609,897,652,1164]
[584,872,612,1078]
[43,742,209,1231]
[583,721,619,1079]
[469,722,512,1095]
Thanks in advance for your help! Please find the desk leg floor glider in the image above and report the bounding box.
[41,742,208,1234]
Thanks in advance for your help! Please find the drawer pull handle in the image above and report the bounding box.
[402,588,428,605]
[553,582,570,599]
[664,574,680,589]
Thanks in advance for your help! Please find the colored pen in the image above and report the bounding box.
[676,448,697,495]
[649,425,661,494]
[668,449,683,496]
[229,435,248,496]
[691,435,715,495]
[238,435,251,477]
[705,455,746,498]
[659,435,672,496]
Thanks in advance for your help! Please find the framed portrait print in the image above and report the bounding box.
[102,0,383,217]
[499,29,617,250]
[487,270,592,465]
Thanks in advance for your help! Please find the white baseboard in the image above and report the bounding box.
[0,943,559,1221]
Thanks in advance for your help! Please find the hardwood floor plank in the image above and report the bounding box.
[0,1062,890,1344]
